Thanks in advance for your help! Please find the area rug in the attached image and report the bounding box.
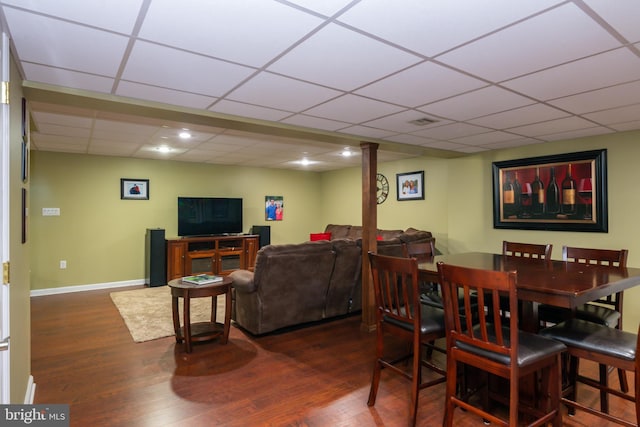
[110,286,224,343]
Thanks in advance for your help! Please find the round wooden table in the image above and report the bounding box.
[168,276,233,353]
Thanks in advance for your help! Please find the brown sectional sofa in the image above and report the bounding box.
[230,224,434,335]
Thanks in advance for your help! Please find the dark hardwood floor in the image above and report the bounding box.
[31,286,634,426]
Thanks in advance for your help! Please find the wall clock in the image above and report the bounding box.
[376,173,389,204]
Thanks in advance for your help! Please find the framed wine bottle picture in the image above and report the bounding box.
[492,149,607,232]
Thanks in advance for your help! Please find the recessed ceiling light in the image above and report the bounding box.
[179,131,191,139]
[341,149,352,157]
[155,146,172,153]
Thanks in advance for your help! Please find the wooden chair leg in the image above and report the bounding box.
[599,363,610,413]
[618,367,629,393]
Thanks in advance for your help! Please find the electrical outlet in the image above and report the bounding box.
[60,260,67,269]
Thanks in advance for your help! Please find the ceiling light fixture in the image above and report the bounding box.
[179,131,191,139]
[156,146,172,153]
[341,148,352,157]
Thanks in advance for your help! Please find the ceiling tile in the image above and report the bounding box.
[1,0,143,33]
[227,72,341,111]
[280,114,350,132]
[209,100,293,122]
[139,0,324,67]
[503,48,640,100]
[584,103,640,125]
[412,122,491,140]
[469,104,570,129]
[286,0,355,16]
[437,3,621,82]
[362,110,446,133]
[548,80,640,114]
[268,23,422,91]
[507,116,602,137]
[419,86,534,121]
[355,62,487,107]
[452,131,523,146]
[121,41,256,97]
[4,8,129,76]
[337,0,564,57]
[584,0,640,42]
[116,81,218,110]
[304,94,405,123]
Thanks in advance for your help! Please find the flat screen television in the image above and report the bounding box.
[178,197,243,237]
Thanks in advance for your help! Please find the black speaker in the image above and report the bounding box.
[145,228,166,287]
[251,225,270,248]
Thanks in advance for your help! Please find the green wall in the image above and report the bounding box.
[30,152,324,290]
[29,130,640,332]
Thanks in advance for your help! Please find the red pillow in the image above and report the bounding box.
[310,232,331,241]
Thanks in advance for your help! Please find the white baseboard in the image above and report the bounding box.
[30,279,147,297]
[23,375,35,404]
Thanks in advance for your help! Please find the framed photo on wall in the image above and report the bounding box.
[396,171,425,201]
[265,196,283,221]
[492,149,607,232]
[121,178,149,200]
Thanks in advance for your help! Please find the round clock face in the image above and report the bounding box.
[376,173,389,204]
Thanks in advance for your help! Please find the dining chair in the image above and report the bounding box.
[367,252,446,427]
[540,319,639,427]
[538,246,629,413]
[502,240,552,260]
[500,241,553,321]
[437,261,565,427]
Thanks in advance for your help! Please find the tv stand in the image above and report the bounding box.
[166,234,259,282]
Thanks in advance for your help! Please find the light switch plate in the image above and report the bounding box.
[42,208,60,216]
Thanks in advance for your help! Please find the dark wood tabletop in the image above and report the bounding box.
[418,252,640,331]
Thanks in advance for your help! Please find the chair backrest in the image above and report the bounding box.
[437,261,519,362]
[563,246,629,313]
[503,240,552,260]
[368,252,420,331]
[562,246,628,267]
[402,240,436,262]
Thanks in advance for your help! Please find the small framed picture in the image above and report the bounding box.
[121,178,149,200]
[265,196,284,221]
[396,171,425,201]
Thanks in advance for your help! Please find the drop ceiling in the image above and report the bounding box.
[2,0,640,171]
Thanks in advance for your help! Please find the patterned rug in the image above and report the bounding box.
[110,285,224,343]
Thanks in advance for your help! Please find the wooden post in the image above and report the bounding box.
[360,142,378,332]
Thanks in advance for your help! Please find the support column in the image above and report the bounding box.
[360,142,378,332]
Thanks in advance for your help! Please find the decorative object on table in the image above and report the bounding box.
[376,173,389,204]
[492,149,607,232]
[396,171,424,201]
[265,195,283,221]
[182,274,223,285]
[120,178,149,200]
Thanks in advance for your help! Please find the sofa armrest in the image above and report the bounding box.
[229,269,256,293]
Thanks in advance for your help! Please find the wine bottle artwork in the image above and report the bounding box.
[493,149,607,232]
[578,177,593,219]
[531,167,544,215]
[520,182,532,218]
[561,163,577,215]
[545,166,560,214]
[503,173,515,218]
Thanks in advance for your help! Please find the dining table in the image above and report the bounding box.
[417,252,640,332]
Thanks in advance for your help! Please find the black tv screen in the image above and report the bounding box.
[178,197,243,237]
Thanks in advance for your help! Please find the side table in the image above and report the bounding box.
[168,277,233,353]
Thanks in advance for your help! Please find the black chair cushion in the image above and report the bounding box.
[540,318,636,362]
[539,303,620,327]
[455,325,566,367]
[383,304,445,335]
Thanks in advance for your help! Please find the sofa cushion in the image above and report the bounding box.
[325,224,351,240]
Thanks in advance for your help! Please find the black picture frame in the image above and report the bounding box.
[121,178,149,200]
[396,170,425,201]
[492,149,607,232]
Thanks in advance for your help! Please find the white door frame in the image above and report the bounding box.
[0,29,12,404]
